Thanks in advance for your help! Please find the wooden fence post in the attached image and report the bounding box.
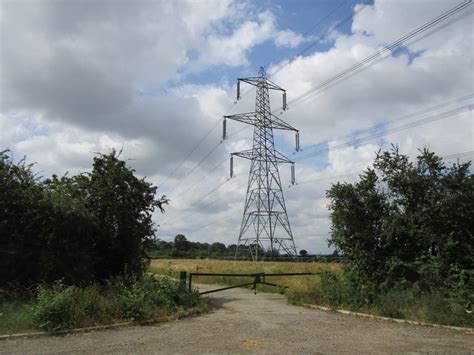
[179,271,187,291]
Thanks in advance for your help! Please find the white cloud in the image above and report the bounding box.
[273,29,305,48]
[194,10,308,68]
[1,0,472,253]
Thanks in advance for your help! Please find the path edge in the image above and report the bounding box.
[0,305,209,341]
[0,318,164,341]
[302,303,473,334]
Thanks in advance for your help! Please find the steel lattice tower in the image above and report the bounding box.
[223,67,300,261]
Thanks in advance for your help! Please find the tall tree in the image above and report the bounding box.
[83,150,160,278]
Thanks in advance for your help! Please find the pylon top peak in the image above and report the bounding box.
[258,66,266,78]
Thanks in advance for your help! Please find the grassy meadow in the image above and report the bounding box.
[149,259,342,295]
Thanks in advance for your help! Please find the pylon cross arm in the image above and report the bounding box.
[231,149,293,164]
[225,112,297,132]
[274,150,294,164]
[231,149,254,160]
[238,78,285,92]
[224,113,258,127]
[269,113,298,131]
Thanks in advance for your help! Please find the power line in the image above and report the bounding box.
[165,94,473,227]
[293,93,474,158]
[295,104,473,162]
[161,0,472,216]
[238,0,356,101]
[165,148,473,237]
[159,2,364,192]
[285,0,473,110]
[157,120,221,189]
[166,132,258,225]
[269,3,367,80]
[170,125,251,197]
[166,179,248,227]
[443,150,474,160]
[290,172,361,187]
[163,94,473,229]
[182,178,230,213]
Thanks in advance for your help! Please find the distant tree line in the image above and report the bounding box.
[148,235,342,261]
[148,234,241,259]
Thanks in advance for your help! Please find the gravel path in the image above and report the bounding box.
[1,284,473,354]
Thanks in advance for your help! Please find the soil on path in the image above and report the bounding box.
[1,284,473,354]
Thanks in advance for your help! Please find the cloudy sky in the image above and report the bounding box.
[1,0,473,253]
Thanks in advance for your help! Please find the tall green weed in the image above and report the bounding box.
[32,281,78,331]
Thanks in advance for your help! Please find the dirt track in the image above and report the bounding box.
[1,284,473,354]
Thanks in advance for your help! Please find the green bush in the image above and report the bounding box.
[306,272,365,309]
[117,277,200,320]
[32,282,78,331]
[327,147,473,289]
[119,285,151,321]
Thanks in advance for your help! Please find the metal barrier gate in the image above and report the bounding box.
[184,272,326,295]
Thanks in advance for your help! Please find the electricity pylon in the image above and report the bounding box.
[223,67,300,261]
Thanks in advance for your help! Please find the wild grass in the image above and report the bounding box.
[0,301,36,334]
[0,276,209,335]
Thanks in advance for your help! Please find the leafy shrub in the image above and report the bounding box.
[117,277,200,319]
[306,272,362,309]
[32,282,78,331]
[119,285,151,321]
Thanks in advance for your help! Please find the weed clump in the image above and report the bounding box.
[33,281,77,331]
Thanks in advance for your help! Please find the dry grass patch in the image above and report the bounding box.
[149,259,342,295]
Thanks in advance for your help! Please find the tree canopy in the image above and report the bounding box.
[0,149,161,285]
[326,146,473,298]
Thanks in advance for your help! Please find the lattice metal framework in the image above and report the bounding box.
[223,67,300,261]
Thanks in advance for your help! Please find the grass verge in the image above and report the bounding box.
[0,276,209,335]
[0,301,36,334]
[287,271,473,328]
